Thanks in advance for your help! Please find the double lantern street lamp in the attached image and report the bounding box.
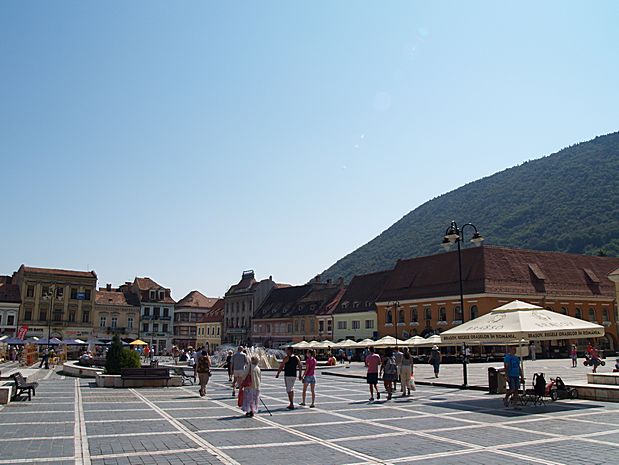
[440,220,484,388]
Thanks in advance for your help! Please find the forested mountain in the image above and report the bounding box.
[322,131,619,282]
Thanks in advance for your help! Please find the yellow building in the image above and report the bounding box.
[195,299,224,351]
[93,285,141,341]
[332,271,388,342]
[608,267,619,325]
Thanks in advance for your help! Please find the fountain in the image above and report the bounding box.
[213,344,284,369]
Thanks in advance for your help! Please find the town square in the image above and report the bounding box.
[2,1,619,464]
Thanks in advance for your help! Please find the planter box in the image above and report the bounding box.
[95,373,182,388]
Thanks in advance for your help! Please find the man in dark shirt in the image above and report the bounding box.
[276,347,302,409]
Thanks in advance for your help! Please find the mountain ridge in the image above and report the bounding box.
[322,131,619,282]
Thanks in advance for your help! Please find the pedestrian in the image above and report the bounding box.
[529,341,537,361]
[242,356,262,417]
[225,350,233,382]
[275,346,302,409]
[172,346,180,365]
[39,348,49,369]
[503,346,521,408]
[570,344,578,368]
[429,345,442,378]
[231,346,249,397]
[590,346,602,373]
[381,348,397,400]
[393,346,403,393]
[196,350,211,397]
[144,345,150,360]
[400,347,414,397]
[300,349,317,408]
[365,346,381,402]
[338,348,345,364]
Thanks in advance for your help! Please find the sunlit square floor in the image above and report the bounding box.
[1,371,619,465]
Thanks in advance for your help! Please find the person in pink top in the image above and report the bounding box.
[365,346,382,402]
[301,349,317,407]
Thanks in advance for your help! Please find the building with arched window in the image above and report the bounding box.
[375,246,619,353]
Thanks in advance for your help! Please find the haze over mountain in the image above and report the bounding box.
[322,132,619,282]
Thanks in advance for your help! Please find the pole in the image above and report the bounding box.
[456,238,468,388]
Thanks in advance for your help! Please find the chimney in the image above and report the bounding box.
[314,274,321,283]
[269,275,272,281]
[106,283,112,291]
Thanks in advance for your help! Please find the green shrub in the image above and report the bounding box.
[105,335,123,375]
[120,348,141,369]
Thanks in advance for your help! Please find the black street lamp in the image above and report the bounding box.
[441,220,484,388]
[388,301,401,350]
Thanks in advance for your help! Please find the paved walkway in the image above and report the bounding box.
[0,369,618,465]
[324,358,615,389]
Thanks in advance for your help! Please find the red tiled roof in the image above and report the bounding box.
[334,270,392,314]
[176,290,219,309]
[21,265,97,279]
[95,290,136,307]
[134,277,164,290]
[198,299,225,323]
[0,281,21,303]
[378,246,619,302]
[253,284,314,320]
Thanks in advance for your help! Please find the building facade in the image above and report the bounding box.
[376,246,619,353]
[332,270,389,342]
[13,265,97,340]
[130,277,175,354]
[174,291,219,348]
[93,284,141,341]
[223,270,276,345]
[0,276,20,337]
[196,298,225,351]
[291,282,344,342]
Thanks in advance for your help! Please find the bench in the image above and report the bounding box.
[11,372,38,401]
[120,368,171,387]
[172,367,194,385]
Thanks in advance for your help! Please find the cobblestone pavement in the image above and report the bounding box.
[1,370,618,465]
[327,357,615,389]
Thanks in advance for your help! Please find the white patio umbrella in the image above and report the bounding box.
[372,335,407,348]
[291,340,310,349]
[441,300,605,383]
[354,338,377,348]
[416,334,444,347]
[333,339,358,348]
[404,336,427,347]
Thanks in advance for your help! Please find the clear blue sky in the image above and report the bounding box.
[1,1,618,299]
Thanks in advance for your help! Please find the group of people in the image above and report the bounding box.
[364,346,417,401]
[224,346,262,416]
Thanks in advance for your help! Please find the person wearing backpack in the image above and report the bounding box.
[380,348,398,400]
[196,350,212,397]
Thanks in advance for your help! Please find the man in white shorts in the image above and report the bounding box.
[231,346,249,397]
[276,347,302,409]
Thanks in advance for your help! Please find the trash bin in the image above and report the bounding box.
[488,366,506,394]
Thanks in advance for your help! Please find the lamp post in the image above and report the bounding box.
[389,301,400,350]
[441,220,484,388]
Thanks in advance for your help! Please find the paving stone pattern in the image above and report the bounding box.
[0,369,618,464]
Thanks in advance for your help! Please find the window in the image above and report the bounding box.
[42,285,50,297]
[560,307,568,315]
[163,308,169,318]
[24,310,32,320]
[352,320,360,330]
[154,307,160,318]
[150,290,156,300]
[84,289,91,300]
[162,324,168,333]
[287,323,293,333]
[470,305,478,320]
[217,327,220,335]
[53,310,62,322]
[100,316,107,328]
[319,320,324,332]
[454,306,462,321]
[337,321,347,330]
[386,310,393,324]
[39,310,47,321]
[7,315,15,326]
[68,312,76,323]
[602,308,610,321]
[82,311,90,323]
[70,288,78,299]
[439,307,446,322]
[144,307,150,316]
[300,320,305,331]
[26,285,34,298]
[327,320,332,331]
[158,290,164,300]
[575,308,582,319]
[365,319,374,329]
[411,307,418,322]
[398,310,404,324]
[294,320,299,332]
[111,317,117,329]
[424,307,432,321]
[56,287,64,299]
[588,308,596,322]
[310,319,315,331]
[142,323,149,333]
[0,315,2,325]
[127,317,133,329]
[153,323,159,332]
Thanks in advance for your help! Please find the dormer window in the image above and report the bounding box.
[341,301,349,309]
[149,290,156,300]
[158,290,165,300]
[353,302,360,308]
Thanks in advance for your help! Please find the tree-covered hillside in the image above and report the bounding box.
[322,131,619,282]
